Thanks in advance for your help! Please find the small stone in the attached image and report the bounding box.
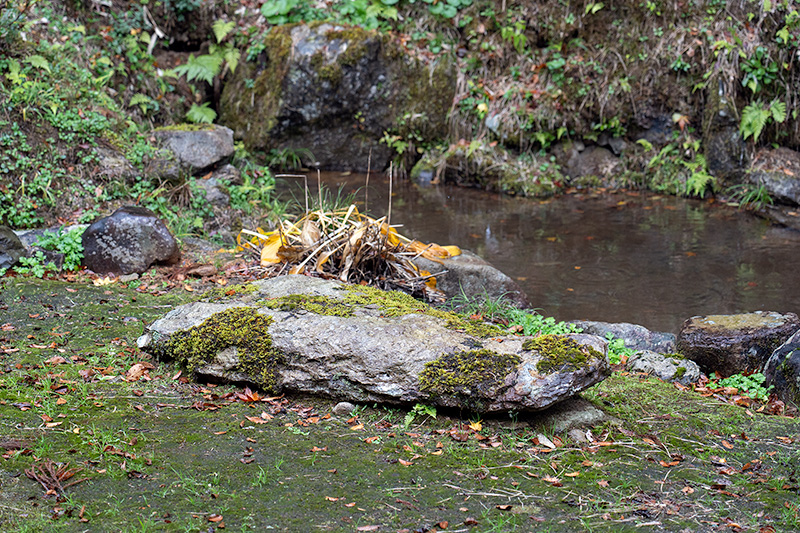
[333,402,356,416]
[119,273,139,283]
[626,350,701,385]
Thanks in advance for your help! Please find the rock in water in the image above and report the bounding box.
[137,276,610,414]
[677,311,800,376]
[82,206,181,275]
[764,330,800,409]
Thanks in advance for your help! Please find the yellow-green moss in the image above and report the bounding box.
[154,124,216,132]
[317,62,343,84]
[325,28,373,66]
[674,365,687,379]
[341,285,505,338]
[523,334,603,374]
[200,283,260,303]
[418,349,520,409]
[261,294,354,317]
[161,307,282,393]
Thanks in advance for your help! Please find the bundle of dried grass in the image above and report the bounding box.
[238,204,460,303]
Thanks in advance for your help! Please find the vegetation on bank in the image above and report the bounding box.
[2,0,799,241]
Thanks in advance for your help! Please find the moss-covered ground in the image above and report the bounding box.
[1,278,798,532]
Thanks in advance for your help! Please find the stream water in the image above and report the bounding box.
[276,172,800,334]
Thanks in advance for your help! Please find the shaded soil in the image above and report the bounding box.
[0,277,798,532]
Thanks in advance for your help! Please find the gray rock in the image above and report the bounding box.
[333,402,357,416]
[0,225,24,270]
[94,147,137,181]
[154,125,235,175]
[219,23,455,172]
[626,350,701,385]
[763,329,800,408]
[413,250,530,308]
[82,206,181,275]
[703,86,748,179]
[570,320,676,353]
[559,146,619,179]
[746,147,800,206]
[632,113,675,146]
[677,311,800,376]
[137,275,610,414]
[195,176,230,208]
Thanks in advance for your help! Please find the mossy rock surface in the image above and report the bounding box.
[139,275,610,413]
[219,23,454,171]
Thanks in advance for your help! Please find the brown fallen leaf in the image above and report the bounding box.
[124,362,155,382]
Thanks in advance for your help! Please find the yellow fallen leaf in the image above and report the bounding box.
[468,420,482,432]
[260,234,285,265]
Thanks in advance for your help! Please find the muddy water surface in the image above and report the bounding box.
[279,173,800,333]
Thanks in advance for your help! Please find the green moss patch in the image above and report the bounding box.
[161,307,282,392]
[262,294,355,316]
[418,349,520,409]
[523,334,603,374]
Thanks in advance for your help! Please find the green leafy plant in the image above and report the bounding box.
[740,98,787,143]
[13,251,56,278]
[740,46,779,94]
[403,403,436,429]
[708,372,774,401]
[500,19,527,54]
[726,181,774,211]
[505,308,583,336]
[604,333,634,365]
[265,147,315,171]
[33,227,85,271]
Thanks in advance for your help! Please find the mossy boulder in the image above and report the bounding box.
[138,275,610,413]
[219,23,455,172]
[763,329,800,409]
[677,311,800,377]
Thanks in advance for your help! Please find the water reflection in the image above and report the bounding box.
[276,172,800,333]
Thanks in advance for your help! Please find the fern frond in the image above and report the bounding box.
[186,103,217,124]
[740,102,770,142]
[173,54,223,85]
[212,19,235,43]
[770,100,786,123]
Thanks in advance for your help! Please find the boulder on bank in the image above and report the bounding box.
[676,311,800,376]
[219,23,455,172]
[413,250,530,308]
[570,320,676,353]
[82,206,181,275]
[137,275,610,414]
[763,330,800,408]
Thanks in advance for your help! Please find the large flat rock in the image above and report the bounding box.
[138,276,610,413]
